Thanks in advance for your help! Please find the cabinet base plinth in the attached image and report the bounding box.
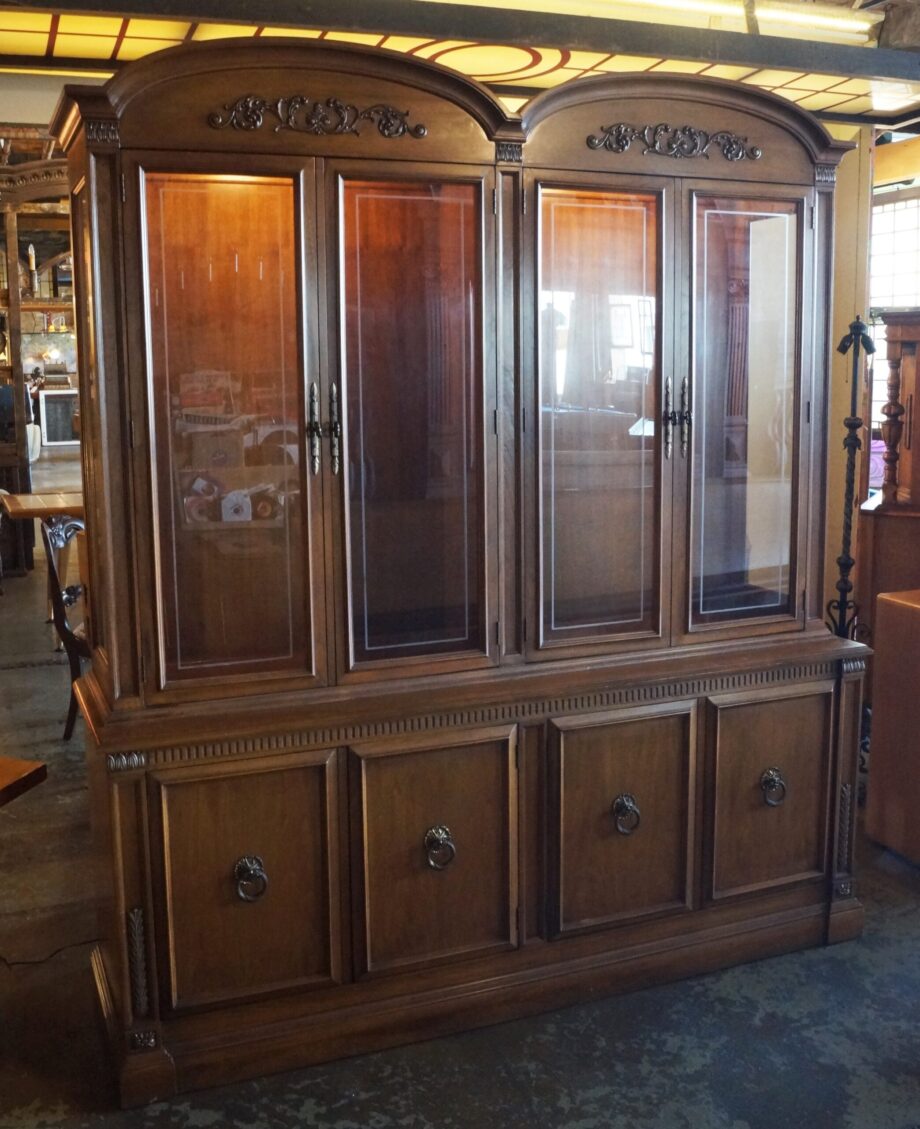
[97,902,860,1107]
[826,896,865,945]
[92,947,178,1108]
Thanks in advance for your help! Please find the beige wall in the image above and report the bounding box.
[0,72,106,125]
[827,125,873,616]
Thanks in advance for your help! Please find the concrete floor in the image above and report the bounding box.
[1,503,919,1127]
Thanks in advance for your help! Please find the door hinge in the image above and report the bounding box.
[521,406,526,432]
[493,408,499,435]
[492,187,497,215]
[522,616,528,642]
[495,620,500,646]
[809,205,815,229]
[128,418,136,449]
[121,173,126,204]
[139,653,146,683]
[515,906,521,939]
[521,186,526,215]
[801,589,807,615]
[806,400,812,424]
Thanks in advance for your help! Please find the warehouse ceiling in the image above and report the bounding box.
[2,0,920,141]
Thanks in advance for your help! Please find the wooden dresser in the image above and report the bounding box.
[52,41,867,1106]
[865,589,920,863]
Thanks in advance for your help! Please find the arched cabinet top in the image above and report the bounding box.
[52,38,523,165]
[521,73,852,187]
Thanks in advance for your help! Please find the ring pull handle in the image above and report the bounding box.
[760,767,787,807]
[611,793,641,836]
[234,855,269,902]
[424,825,456,870]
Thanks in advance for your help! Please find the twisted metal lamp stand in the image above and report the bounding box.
[827,314,875,639]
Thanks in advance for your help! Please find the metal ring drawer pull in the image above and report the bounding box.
[611,793,641,836]
[424,825,456,870]
[760,767,787,807]
[234,855,269,902]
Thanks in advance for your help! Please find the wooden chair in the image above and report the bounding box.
[41,515,90,740]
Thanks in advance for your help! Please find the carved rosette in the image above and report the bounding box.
[587,122,762,162]
[208,95,427,140]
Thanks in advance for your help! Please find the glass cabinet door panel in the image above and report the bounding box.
[539,187,660,643]
[143,173,310,680]
[691,196,799,625]
[341,178,484,665]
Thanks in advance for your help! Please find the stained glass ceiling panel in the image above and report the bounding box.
[0,7,918,120]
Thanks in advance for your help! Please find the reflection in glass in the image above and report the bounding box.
[342,179,483,663]
[144,174,307,678]
[539,187,659,641]
[692,196,798,622]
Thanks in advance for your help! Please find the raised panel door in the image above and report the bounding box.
[548,704,697,936]
[708,686,832,900]
[149,750,342,1013]
[348,726,518,976]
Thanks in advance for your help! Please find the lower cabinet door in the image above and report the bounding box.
[548,703,698,937]
[708,684,833,900]
[349,725,518,977]
[149,750,342,1012]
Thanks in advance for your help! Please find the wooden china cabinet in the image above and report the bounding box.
[53,40,867,1105]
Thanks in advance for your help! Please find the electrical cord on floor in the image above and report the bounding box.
[0,938,100,969]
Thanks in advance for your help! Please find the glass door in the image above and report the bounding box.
[334,169,494,676]
[686,192,806,632]
[140,168,322,686]
[533,177,672,653]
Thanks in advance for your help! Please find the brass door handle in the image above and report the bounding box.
[760,767,787,807]
[611,793,641,835]
[424,825,456,870]
[680,376,691,458]
[329,382,341,475]
[307,382,321,475]
[663,376,674,460]
[234,855,269,901]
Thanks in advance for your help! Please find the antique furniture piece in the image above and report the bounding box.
[856,311,920,688]
[0,157,77,575]
[865,588,920,863]
[53,40,867,1106]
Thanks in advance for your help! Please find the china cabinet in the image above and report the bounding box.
[53,40,867,1106]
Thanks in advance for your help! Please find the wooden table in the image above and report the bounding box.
[0,756,47,807]
[0,492,84,521]
[0,492,84,615]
